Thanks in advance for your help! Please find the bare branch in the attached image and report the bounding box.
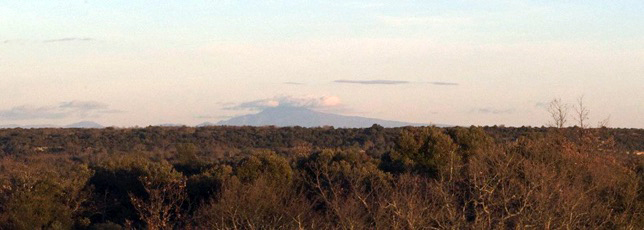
[547,98,569,128]
[573,96,590,128]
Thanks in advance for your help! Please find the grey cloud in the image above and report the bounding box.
[98,109,125,114]
[42,37,95,43]
[334,80,459,86]
[195,115,233,119]
[2,39,28,45]
[216,102,237,107]
[226,99,279,111]
[334,80,410,85]
[60,101,108,110]
[225,95,342,111]
[0,101,120,121]
[535,102,548,109]
[59,100,112,118]
[0,106,68,120]
[473,108,515,114]
[429,81,459,86]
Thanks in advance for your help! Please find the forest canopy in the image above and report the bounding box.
[0,125,642,229]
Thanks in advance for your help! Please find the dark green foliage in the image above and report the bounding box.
[382,127,458,177]
[173,143,209,176]
[87,154,183,226]
[0,157,93,230]
[89,221,123,230]
[449,126,495,156]
[186,164,232,203]
[235,150,292,183]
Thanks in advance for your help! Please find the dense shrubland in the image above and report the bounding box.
[0,125,642,229]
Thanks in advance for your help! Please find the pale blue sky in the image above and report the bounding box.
[1,1,643,127]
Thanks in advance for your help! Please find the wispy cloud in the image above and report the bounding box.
[335,79,459,86]
[0,100,121,120]
[472,107,515,115]
[2,39,28,44]
[194,114,234,120]
[59,101,108,110]
[43,37,95,43]
[334,80,410,85]
[426,81,459,86]
[226,95,342,111]
[0,106,68,120]
[535,102,549,109]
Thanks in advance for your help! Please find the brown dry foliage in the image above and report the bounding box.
[0,127,641,229]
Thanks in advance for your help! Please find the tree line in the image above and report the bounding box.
[0,125,642,229]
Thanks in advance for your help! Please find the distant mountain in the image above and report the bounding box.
[0,124,20,129]
[197,122,218,127]
[22,124,59,128]
[216,107,432,128]
[0,124,58,129]
[64,121,104,129]
[157,123,186,127]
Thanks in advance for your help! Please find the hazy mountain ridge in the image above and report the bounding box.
[65,121,104,128]
[0,121,104,129]
[197,122,218,127]
[215,107,436,128]
[0,108,441,129]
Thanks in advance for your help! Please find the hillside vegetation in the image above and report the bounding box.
[0,125,642,229]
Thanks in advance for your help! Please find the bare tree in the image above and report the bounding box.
[573,96,590,128]
[547,98,569,128]
[129,176,187,230]
[597,115,611,128]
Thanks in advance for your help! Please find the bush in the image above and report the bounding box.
[0,157,93,229]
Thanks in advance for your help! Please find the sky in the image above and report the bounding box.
[1,0,643,128]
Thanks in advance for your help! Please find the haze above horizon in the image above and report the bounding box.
[2,1,643,128]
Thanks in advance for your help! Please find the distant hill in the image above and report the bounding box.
[0,124,58,129]
[64,121,104,129]
[22,124,59,128]
[0,121,104,129]
[157,123,186,127]
[216,107,433,128]
[196,122,218,127]
[0,124,20,129]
